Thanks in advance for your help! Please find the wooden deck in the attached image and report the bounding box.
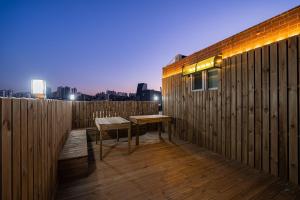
[56,132,300,200]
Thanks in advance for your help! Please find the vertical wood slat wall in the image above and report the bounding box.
[0,98,72,200]
[72,101,159,129]
[162,35,300,184]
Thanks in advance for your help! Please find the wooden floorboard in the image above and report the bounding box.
[56,132,300,200]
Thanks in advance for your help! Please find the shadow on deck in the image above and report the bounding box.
[56,132,300,200]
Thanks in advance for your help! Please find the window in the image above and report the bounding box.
[192,71,204,91]
[207,69,219,90]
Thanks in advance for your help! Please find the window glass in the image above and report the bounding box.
[207,69,219,89]
[192,72,203,90]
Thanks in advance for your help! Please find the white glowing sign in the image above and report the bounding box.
[31,80,46,95]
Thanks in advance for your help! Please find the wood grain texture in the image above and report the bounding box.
[242,52,249,165]
[236,54,242,162]
[1,98,12,200]
[231,56,237,160]
[254,48,262,170]
[161,35,300,184]
[278,39,288,180]
[262,45,270,173]
[248,50,255,168]
[56,133,300,200]
[0,98,72,200]
[72,101,158,129]
[287,36,298,184]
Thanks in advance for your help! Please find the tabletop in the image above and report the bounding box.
[95,117,131,131]
[129,114,172,124]
[95,117,130,125]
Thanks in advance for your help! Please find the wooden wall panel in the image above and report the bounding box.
[262,46,270,173]
[287,36,298,184]
[248,50,255,168]
[254,48,262,170]
[225,58,231,158]
[217,66,222,154]
[20,99,28,200]
[221,61,226,156]
[278,39,288,180]
[72,101,159,129]
[231,56,237,160]
[270,42,279,176]
[0,99,72,200]
[236,54,242,162]
[1,98,12,200]
[162,35,300,185]
[12,99,21,200]
[241,52,249,165]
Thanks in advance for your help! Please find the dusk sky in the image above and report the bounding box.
[0,0,299,95]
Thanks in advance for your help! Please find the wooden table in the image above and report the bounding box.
[95,117,131,160]
[129,115,172,145]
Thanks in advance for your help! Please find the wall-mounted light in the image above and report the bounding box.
[182,55,222,76]
[182,63,196,76]
[153,95,159,101]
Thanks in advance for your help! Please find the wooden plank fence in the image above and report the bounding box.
[72,101,159,129]
[0,99,158,199]
[162,35,300,184]
[0,98,72,200]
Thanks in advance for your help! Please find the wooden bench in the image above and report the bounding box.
[58,129,89,181]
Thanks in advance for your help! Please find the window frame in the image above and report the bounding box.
[206,68,220,90]
[191,71,205,92]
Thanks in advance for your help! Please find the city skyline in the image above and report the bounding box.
[0,81,157,95]
[0,81,160,101]
[1,0,299,94]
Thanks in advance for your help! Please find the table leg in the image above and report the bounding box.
[136,124,140,145]
[128,126,131,154]
[96,131,98,144]
[168,121,172,141]
[100,130,103,160]
[117,129,119,142]
[158,122,162,139]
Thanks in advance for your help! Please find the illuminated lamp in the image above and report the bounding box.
[153,95,159,101]
[70,94,76,101]
[182,55,222,76]
[31,79,47,99]
[182,63,197,76]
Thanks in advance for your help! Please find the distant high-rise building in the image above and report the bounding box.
[57,86,64,99]
[136,83,147,94]
[46,87,52,98]
[64,87,71,99]
[95,92,106,100]
[106,90,117,100]
[71,88,77,94]
[55,86,73,99]
[0,89,13,97]
[117,92,128,97]
[135,83,161,103]
[136,83,148,101]
[0,90,6,97]
[14,92,32,98]
[129,93,136,97]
